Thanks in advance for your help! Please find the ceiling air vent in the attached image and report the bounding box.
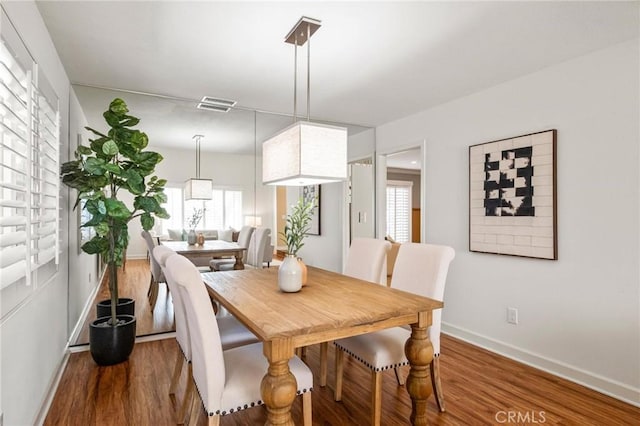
[197,96,237,112]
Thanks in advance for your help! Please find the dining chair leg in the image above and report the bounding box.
[319,342,328,387]
[393,366,405,386]
[430,355,446,412]
[371,371,382,426]
[334,347,344,401]
[302,391,312,426]
[186,386,200,426]
[169,351,184,397]
[179,364,195,424]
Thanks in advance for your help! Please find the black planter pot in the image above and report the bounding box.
[89,315,137,366]
[96,298,135,318]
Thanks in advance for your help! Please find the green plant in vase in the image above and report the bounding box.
[279,197,316,291]
[61,98,169,365]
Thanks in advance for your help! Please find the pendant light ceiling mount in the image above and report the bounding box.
[262,16,348,187]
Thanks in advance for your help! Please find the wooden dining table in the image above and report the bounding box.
[161,240,247,269]
[201,266,443,425]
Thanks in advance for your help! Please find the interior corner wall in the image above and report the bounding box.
[376,39,640,404]
[0,2,75,424]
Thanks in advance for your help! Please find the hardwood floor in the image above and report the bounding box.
[60,260,640,424]
[73,259,176,346]
[47,334,639,425]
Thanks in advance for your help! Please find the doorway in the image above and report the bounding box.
[376,144,425,243]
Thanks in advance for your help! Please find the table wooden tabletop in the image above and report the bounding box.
[201,266,443,425]
[162,240,247,269]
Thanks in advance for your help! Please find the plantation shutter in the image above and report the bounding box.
[1,10,60,293]
[386,181,412,243]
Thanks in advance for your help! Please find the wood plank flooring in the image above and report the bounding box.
[73,259,175,346]
[58,260,640,424]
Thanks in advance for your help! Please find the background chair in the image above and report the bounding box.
[141,230,165,310]
[333,243,455,425]
[211,227,270,271]
[155,246,259,424]
[209,225,254,271]
[317,238,391,386]
[166,254,313,426]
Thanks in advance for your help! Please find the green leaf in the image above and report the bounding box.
[153,191,167,204]
[140,212,154,231]
[109,98,128,116]
[134,151,162,172]
[103,163,121,175]
[61,160,80,174]
[155,207,170,219]
[105,198,131,220]
[77,145,92,156]
[85,157,106,175]
[103,110,121,128]
[120,116,140,127]
[102,140,119,156]
[81,236,108,255]
[134,196,160,213]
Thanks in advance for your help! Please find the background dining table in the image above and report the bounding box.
[161,240,247,269]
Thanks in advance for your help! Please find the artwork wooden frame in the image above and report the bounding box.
[301,184,321,235]
[469,129,557,260]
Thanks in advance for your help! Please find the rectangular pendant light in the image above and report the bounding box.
[262,121,348,186]
[184,178,213,200]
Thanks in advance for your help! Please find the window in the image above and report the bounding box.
[386,181,412,243]
[1,10,60,317]
[161,187,243,233]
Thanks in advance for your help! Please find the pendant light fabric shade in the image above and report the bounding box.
[184,178,213,200]
[262,121,348,186]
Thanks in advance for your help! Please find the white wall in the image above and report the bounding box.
[0,2,75,424]
[376,39,640,404]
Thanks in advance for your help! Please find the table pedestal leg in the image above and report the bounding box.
[261,340,296,426]
[404,312,434,426]
[233,251,244,270]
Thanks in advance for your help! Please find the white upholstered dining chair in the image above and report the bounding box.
[209,225,254,271]
[141,230,164,310]
[154,246,259,424]
[333,243,455,425]
[318,238,391,387]
[166,253,313,426]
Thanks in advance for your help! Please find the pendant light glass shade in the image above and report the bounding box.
[262,121,347,186]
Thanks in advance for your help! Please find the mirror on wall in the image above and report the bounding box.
[68,85,372,346]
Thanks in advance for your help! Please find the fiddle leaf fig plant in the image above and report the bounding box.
[61,98,169,325]
[280,197,316,257]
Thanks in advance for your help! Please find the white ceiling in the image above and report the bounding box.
[36,1,638,154]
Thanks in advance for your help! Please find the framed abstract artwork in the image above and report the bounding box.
[469,129,557,260]
[301,184,321,235]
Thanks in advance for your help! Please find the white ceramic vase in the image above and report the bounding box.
[278,254,302,293]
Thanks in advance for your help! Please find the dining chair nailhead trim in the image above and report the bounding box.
[206,388,313,416]
[333,343,409,372]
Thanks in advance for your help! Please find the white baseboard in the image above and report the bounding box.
[441,322,640,408]
[34,349,69,426]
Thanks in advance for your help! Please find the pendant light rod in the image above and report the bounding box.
[307,21,311,121]
[193,134,204,178]
[294,33,298,123]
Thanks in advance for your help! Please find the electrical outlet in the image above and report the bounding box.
[507,307,519,325]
